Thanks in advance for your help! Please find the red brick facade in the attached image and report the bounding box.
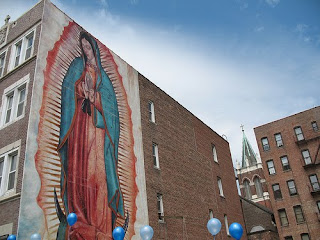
[254,107,320,240]
[139,73,247,239]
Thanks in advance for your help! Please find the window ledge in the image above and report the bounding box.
[153,166,160,171]
[296,222,306,225]
[0,114,25,130]
[0,55,36,83]
[0,192,21,203]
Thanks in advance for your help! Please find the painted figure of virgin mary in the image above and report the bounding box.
[55,31,124,239]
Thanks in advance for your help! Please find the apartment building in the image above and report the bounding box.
[254,107,320,240]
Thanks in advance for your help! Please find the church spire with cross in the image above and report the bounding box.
[241,125,258,168]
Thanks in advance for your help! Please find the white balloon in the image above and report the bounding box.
[140,225,154,240]
[30,233,41,240]
[207,218,222,236]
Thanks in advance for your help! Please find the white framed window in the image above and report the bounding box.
[157,193,164,222]
[261,137,270,151]
[209,209,214,219]
[301,150,312,165]
[309,174,320,191]
[212,144,218,162]
[0,140,21,198]
[293,205,305,224]
[0,51,6,77]
[0,74,29,127]
[224,215,230,235]
[294,127,304,141]
[280,156,291,171]
[311,121,318,131]
[148,101,155,123]
[287,180,297,196]
[278,209,288,226]
[266,160,276,175]
[301,233,310,240]
[9,29,35,70]
[217,177,224,197]
[152,143,159,168]
[274,133,283,147]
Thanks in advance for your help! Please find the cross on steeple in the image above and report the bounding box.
[240,124,244,132]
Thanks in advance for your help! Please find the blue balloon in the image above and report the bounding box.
[67,212,78,226]
[7,235,16,240]
[229,222,243,240]
[30,233,41,240]
[207,218,222,236]
[112,226,125,240]
[140,225,154,240]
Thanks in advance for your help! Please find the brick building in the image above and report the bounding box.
[0,1,246,239]
[254,107,320,240]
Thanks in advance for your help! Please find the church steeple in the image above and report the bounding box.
[241,126,257,168]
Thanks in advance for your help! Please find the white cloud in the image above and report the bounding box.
[130,0,139,5]
[254,26,264,32]
[265,0,280,8]
[295,23,308,33]
[1,0,319,166]
[99,0,108,8]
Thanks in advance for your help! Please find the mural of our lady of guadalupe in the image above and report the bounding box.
[35,22,138,240]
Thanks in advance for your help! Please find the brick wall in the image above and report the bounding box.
[139,73,247,240]
[0,1,43,235]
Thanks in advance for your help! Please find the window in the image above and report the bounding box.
[287,180,297,196]
[272,184,282,200]
[212,144,218,162]
[224,215,229,235]
[317,201,320,212]
[157,193,164,222]
[294,127,304,141]
[217,177,224,197]
[284,237,293,240]
[267,160,276,175]
[4,94,14,124]
[148,101,155,123]
[301,150,312,165]
[274,133,283,147]
[309,174,320,191]
[152,143,159,168]
[14,40,22,68]
[209,209,213,219]
[0,235,9,240]
[278,209,288,226]
[1,84,27,126]
[10,30,35,70]
[0,52,5,77]
[24,32,34,60]
[311,121,318,131]
[261,137,270,151]
[243,179,252,199]
[293,205,305,224]
[254,177,263,198]
[301,233,310,240]
[280,156,291,171]
[0,148,19,196]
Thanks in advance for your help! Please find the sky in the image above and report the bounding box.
[1,0,320,166]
